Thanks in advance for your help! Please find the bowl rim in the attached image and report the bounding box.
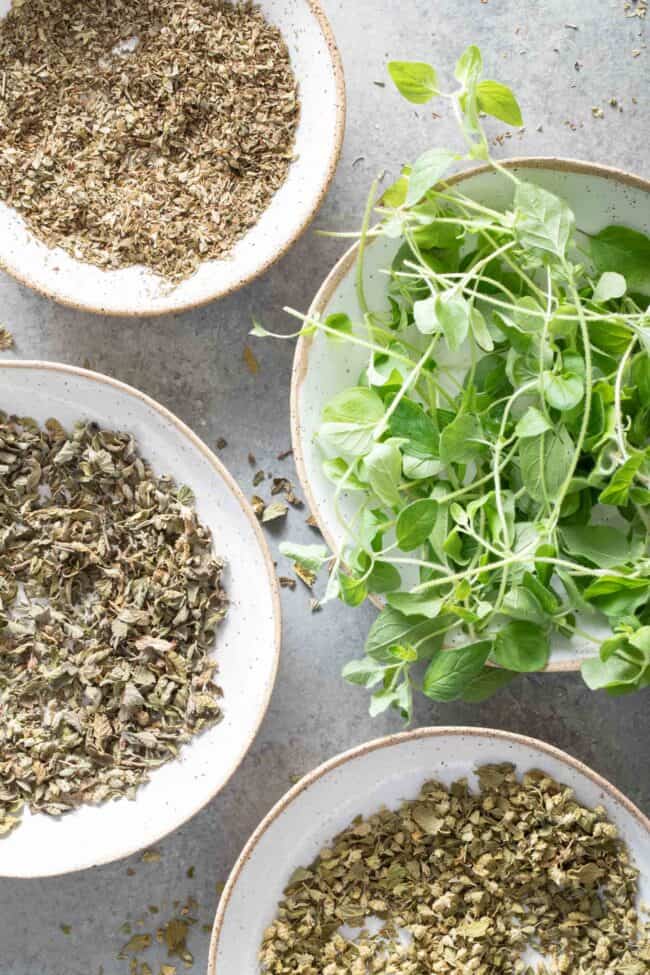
[0,0,346,318]
[0,358,282,875]
[208,723,650,973]
[290,156,650,674]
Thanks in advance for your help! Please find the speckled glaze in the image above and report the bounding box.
[0,361,281,877]
[0,0,345,316]
[209,726,650,973]
[291,158,650,672]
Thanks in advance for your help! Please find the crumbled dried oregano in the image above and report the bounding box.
[0,0,299,281]
[260,764,650,974]
[116,894,200,973]
[0,413,227,835]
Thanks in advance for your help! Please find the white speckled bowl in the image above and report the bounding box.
[0,0,345,316]
[0,361,281,877]
[291,158,650,672]
[209,727,650,973]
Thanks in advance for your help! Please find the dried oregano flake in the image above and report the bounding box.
[0,413,227,835]
[260,764,650,974]
[0,0,299,281]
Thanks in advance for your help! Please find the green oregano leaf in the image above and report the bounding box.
[461,666,518,702]
[590,225,650,297]
[406,149,457,206]
[388,61,439,104]
[542,371,584,411]
[423,641,492,701]
[593,271,627,303]
[514,182,575,257]
[515,406,552,439]
[396,498,438,551]
[493,621,550,672]
[476,79,523,126]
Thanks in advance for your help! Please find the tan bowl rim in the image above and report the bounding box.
[208,724,650,973]
[0,0,346,318]
[290,156,650,674]
[0,358,282,873]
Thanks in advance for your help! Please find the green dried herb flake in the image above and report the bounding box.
[260,764,649,974]
[0,0,299,281]
[0,414,227,836]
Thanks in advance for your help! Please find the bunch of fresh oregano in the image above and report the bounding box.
[256,47,650,720]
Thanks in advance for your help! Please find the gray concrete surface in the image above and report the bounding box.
[0,1,648,972]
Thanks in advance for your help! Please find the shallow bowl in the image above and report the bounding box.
[0,0,345,316]
[291,158,650,671]
[0,361,281,877]
[209,726,650,973]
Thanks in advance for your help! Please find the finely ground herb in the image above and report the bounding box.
[0,0,299,280]
[0,413,227,835]
[260,764,650,974]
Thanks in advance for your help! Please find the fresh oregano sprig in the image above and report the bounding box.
[256,46,650,721]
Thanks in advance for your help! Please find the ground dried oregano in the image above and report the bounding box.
[260,764,650,974]
[0,0,299,281]
[0,413,227,835]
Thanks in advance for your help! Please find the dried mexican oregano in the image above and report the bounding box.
[0,0,299,281]
[260,764,650,974]
[0,414,227,835]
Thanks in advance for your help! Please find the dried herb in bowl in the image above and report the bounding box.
[260,764,650,974]
[0,0,299,281]
[0,414,227,836]
[257,46,650,718]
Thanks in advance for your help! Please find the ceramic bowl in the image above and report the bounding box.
[291,158,650,671]
[0,361,281,877]
[209,726,650,973]
[0,0,345,316]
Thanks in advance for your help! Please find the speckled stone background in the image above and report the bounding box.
[0,1,648,973]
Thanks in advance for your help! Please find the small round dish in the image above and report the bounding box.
[0,0,345,316]
[0,361,281,877]
[291,158,650,672]
[209,726,650,973]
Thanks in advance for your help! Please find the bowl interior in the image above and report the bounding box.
[292,161,650,669]
[0,0,343,315]
[0,363,280,877]
[210,729,650,973]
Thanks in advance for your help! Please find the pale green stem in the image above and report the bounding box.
[493,380,538,547]
[283,308,419,370]
[545,269,594,535]
[399,552,639,594]
[372,335,440,440]
[614,337,637,462]
[356,177,381,318]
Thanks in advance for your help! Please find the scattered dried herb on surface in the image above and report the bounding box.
[0,0,299,281]
[0,414,227,836]
[0,327,14,350]
[624,1,647,19]
[260,764,650,974]
[114,887,205,973]
[244,345,262,375]
[262,502,289,524]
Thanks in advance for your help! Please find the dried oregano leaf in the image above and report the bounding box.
[0,0,299,281]
[0,413,227,836]
[260,764,649,974]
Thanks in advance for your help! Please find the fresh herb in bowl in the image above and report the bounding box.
[257,47,650,719]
